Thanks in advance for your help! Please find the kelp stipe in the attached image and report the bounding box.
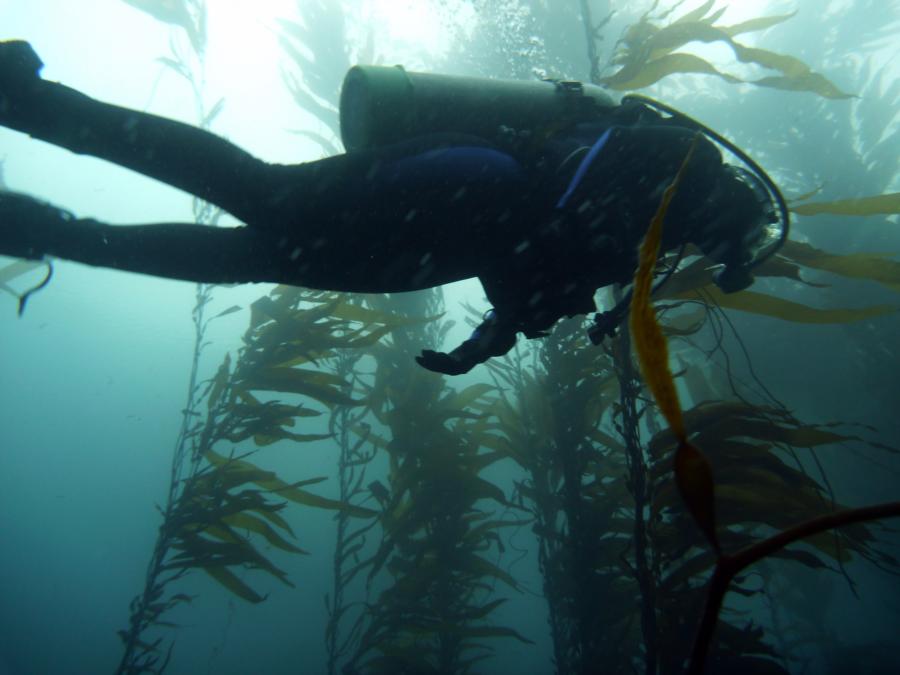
[112,6,377,670]
[342,290,531,675]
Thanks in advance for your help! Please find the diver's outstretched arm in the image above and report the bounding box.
[0,41,271,224]
[416,310,517,375]
[0,191,282,285]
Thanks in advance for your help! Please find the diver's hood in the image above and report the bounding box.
[621,95,789,292]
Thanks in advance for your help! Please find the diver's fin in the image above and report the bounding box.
[0,40,45,127]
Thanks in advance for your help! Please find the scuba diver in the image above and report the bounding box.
[0,40,787,375]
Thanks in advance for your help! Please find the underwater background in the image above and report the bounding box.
[1,1,899,674]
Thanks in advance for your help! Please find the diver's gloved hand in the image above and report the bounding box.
[415,309,517,375]
[416,349,474,376]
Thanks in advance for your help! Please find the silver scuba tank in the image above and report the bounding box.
[339,65,616,151]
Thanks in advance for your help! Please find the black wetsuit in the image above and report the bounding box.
[0,41,764,374]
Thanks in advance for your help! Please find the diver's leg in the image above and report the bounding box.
[0,41,270,224]
[0,191,282,284]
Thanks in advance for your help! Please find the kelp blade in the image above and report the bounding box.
[791,192,900,217]
[629,137,699,438]
[629,135,719,552]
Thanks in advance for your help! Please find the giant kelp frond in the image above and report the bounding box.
[759,238,900,298]
[204,449,376,517]
[120,0,207,57]
[697,286,894,323]
[227,289,414,422]
[276,0,353,152]
[791,192,900,217]
[342,291,528,675]
[629,134,721,554]
[602,1,852,98]
[650,401,897,568]
[627,120,900,675]
[655,242,900,323]
[477,311,631,673]
[160,452,303,602]
[118,286,393,674]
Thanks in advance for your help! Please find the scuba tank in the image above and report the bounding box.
[339,64,616,151]
[339,65,789,342]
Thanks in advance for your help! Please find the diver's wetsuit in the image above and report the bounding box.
[0,40,765,374]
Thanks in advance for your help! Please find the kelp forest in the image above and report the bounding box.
[2,1,900,674]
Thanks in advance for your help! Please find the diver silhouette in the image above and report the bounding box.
[0,40,785,375]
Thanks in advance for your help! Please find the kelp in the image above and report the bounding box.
[228,286,402,675]
[630,136,721,557]
[480,309,637,674]
[121,0,207,56]
[116,285,392,674]
[108,14,400,663]
[791,192,900,217]
[346,290,530,675]
[627,119,900,675]
[602,1,852,99]
[655,241,900,324]
[696,287,895,324]
[204,448,376,518]
[325,363,380,675]
[276,0,352,154]
[779,241,900,294]
[161,452,304,599]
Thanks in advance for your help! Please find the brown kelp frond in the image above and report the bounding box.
[340,289,526,675]
[627,119,900,675]
[656,244,899,322]
[650,401,895,570]
[118,286,393,674]
[779,240,900,295]
[121,0,207,57]
[602,1,852,98]
[629,134,720,555]
[791,191,900,217]
[203,449,376,518]
[276,0,352,149]
[698,286,894,324]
